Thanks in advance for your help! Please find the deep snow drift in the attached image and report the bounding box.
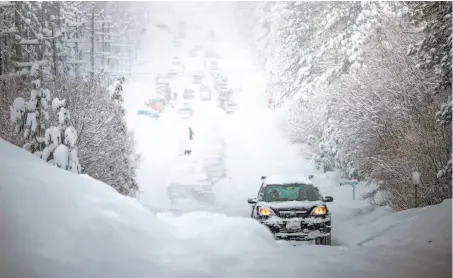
[0,139,451,278]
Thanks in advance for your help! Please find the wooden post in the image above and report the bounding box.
[412,172,421,207]
[340,179,359,201]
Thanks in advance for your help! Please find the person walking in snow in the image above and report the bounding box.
[189,126,194,140]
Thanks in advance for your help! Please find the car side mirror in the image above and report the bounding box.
[323,196,334,202]
[247,198,257,204]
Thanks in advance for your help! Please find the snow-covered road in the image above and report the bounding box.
[123,4,453,276]
[0,3,451,278]
[0,136,451,278]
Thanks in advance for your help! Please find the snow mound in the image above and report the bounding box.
[0,139,451,278]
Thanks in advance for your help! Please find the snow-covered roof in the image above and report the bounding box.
[263,174,313,185]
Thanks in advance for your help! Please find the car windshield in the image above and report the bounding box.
[261,183,322,202]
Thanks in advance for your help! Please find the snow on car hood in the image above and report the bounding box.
[260,200,324,210]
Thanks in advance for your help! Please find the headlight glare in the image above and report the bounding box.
[258,207,274,216]
[311,206,327,216]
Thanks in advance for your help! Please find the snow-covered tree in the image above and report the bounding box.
[407,2,452,183]
[50,77,139,196]
[2,2,143,196]
[10,67,51,154]
[408,2,452,126]
[239,2,451,209]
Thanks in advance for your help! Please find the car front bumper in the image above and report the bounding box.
[260,216,331,241]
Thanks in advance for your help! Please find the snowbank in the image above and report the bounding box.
[1,139,451,278]
[339,199,452,248]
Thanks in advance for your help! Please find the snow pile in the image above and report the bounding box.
[338,199,452,248]
[0,138,451,278]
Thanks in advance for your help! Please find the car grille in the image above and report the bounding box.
[275,209,310,218]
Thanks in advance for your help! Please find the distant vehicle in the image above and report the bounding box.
[214,74,228,91]
[192,74,203,85]
[214,73,227,84]
[199,85,212,101]
[137,109,160,119]
[189,45,203,57]
[209,61,219,71]
[172,39,182,48]
[176,21,187,39]
[204,50,218,59]
[248,175,334,245]
[156,83,171,103]
[189,49,198,57]
[173,56,181,65]
[145,97,166,113]
[215,83,227,94]
[224,100,238,114]
[183,89,196,100]
[206,30,216,41]
[178,102,193,119]
[166,70,179,79]
[217,92,229,109]
[155,74,168,88]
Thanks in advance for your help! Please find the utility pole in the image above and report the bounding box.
[39,1,45,82]
[14,1,21,72]
[90,1,95,83]
[52,23,57,78]
[101,15,105,79]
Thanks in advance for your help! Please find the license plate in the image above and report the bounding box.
[285,222,301,230]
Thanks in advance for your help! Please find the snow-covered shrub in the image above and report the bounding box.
[42,97,81,173]
[0,78,28,148]
[9,77,52,154]
[49,77,140,197]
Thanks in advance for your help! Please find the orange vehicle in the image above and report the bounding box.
[144,97,166,113]
[152,102,164,113]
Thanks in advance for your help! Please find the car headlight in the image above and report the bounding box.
[311,206,327,216]
[258,207,274,216]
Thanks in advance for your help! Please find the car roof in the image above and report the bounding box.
[262,175,313,185]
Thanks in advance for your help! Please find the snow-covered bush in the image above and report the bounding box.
[7,73,81,174]
[42,97,81,173]
[9,76,51,155]
[49,77,140,197]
